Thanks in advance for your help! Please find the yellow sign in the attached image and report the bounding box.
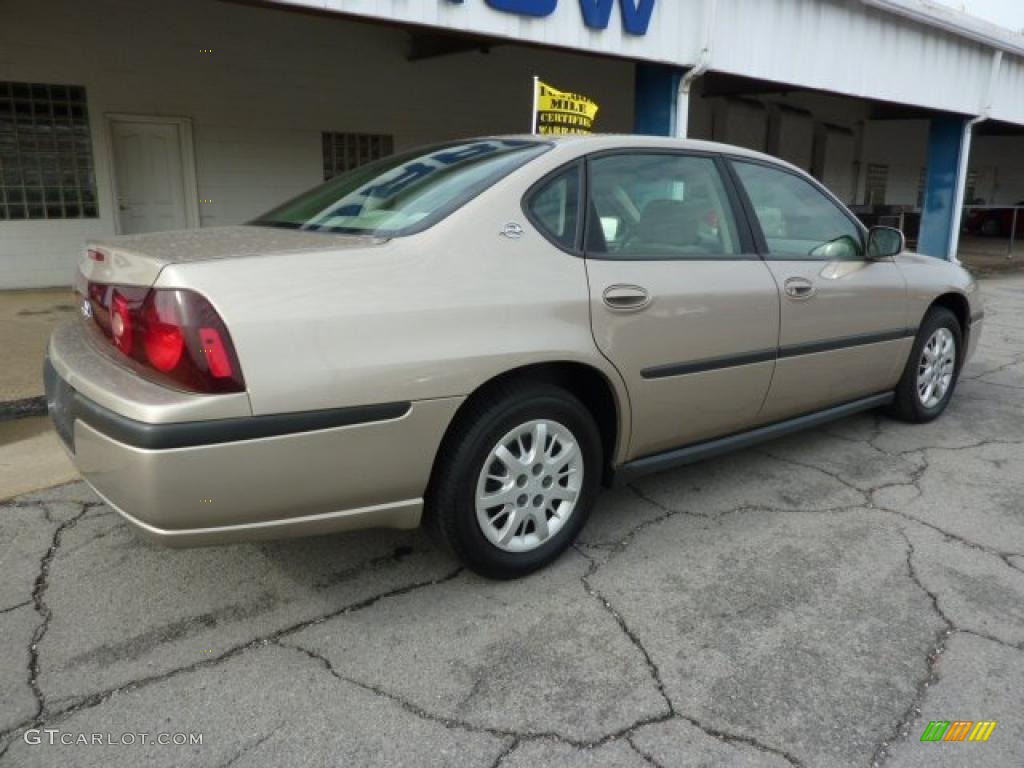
[533,78,599,135]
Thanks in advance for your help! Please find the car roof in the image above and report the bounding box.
[490,133,805,175]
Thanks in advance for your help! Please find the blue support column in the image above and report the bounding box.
[918,116,970,259]
[634,63,682,137]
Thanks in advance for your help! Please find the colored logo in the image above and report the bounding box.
[920,721,997,742]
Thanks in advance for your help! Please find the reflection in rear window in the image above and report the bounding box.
[251,139,550,237]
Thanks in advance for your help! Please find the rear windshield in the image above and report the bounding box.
[250,139,550,237]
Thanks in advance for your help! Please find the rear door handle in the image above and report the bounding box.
[603,284,651,311]
[784,277,815,300]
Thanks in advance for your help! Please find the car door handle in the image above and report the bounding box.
[603,284,651,311]
[784,277,815,300]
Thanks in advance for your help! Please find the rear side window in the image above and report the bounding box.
[732,161,863,260]
[584,153,741,259]
[526,164,580,250]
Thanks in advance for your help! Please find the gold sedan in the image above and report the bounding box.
[46,135,982,578]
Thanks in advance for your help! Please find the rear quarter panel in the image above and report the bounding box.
[155,149,631,458]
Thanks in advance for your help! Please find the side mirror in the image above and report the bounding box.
[866,226,905,259]
[809,235,861,260]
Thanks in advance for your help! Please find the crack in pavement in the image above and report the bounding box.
[877,496,1024,573]
[871,529,954,767]
[1004,556,1024,577]
[275,528,805,768]
[612,446,1024,768]
[966,378,1024,391]
[26,503,89,726]
[278,639,804,767]
[277,637,673,749]
[626,482,864,532]
[754,447,878,499]
[958,628,1024,652]
[213,722,283,768]
[872,523,1024,768]
[279,639,582,744]
[575,546,674,716]
[627,735,666,768]
[896,439,1024,456]
[0,600,31,616]
[573,484,679,555]
[0,567,464,743]
[960,352,1024,381]
[574,537,805,766]
[488,736,521,768]
[748,435,1008,529]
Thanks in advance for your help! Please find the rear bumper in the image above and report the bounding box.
[45,325,462,546]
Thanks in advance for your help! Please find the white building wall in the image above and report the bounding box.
[275,0,704,70]
[991,56,1024,126]
[0,0,635,287]
[712,0,998,119]
[291,0,1024,127]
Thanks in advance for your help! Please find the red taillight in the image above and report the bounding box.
[199,327,232,378]
[143,294,185,373]
[81,282,244,394]
[110,292,134,355]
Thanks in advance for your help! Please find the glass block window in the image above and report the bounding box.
[322,132,394,180]
[0,81,97,221]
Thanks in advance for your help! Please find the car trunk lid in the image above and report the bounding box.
[79,224,385,287]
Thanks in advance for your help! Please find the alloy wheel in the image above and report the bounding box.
[475,419,583,553]
[916,327,956,408]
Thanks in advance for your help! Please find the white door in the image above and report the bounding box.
[110,119,189,234]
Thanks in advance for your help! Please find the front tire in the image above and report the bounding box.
[888,306,962,423]
[427,382,602,579]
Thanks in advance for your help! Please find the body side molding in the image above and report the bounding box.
[45,358,411,451]
[614,392,895,484]
[641,328,916,380]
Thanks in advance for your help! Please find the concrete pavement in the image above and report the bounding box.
[0,288,75,406]
[1,275,1022,767]
[0,417,78,502]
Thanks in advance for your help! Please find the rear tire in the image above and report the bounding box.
[426,382,602,579]
[887,306,962,423]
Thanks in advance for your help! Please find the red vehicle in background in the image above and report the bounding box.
[965,201,1024,237]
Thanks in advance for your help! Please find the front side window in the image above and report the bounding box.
[733,161,863,260]
[252,139,549,237]
[526,164,579,250]
[585,153,741,259]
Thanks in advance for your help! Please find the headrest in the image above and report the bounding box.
[637,200,701,247]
